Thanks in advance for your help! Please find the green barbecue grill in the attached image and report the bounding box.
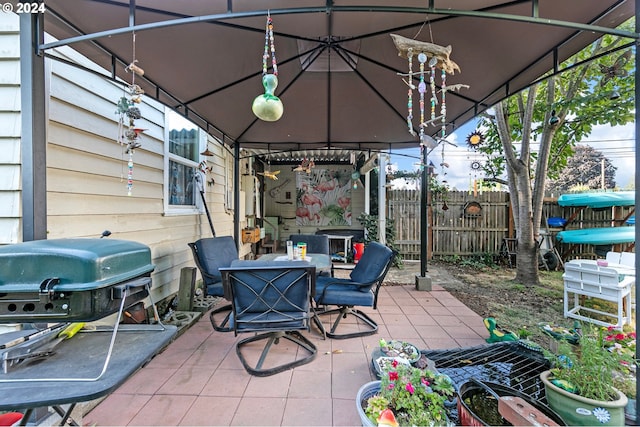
[0,238,154,322]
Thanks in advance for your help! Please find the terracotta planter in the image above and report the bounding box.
[540,370,627,426]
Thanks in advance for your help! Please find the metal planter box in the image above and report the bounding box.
[0,238,154,322]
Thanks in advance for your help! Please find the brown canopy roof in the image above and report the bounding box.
[42,1,635,152]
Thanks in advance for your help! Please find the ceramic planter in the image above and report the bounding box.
[356,380,380,427]
[540,370,627,426]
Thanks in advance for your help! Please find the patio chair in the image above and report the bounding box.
[220,260,317,376]
[313,241,394,339]
[188,236,238,332]
[289,234,330,255]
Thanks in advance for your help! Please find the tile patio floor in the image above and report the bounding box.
[82,263,489,426]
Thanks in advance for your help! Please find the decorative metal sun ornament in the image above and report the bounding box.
[466,130,485,150]
[470,160,482,170]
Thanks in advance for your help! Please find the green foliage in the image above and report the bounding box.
[437,253,498,269]
[547,145,616,193]
[356,212,403,267]
[476,21,635,183]
[548,328,635,401]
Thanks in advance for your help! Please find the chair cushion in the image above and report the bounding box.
[206,281,225,297]
[350,242,393,283]
[314,276,374,307]
[194,236,238,288]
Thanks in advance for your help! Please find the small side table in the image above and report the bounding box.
[326,234,353,263]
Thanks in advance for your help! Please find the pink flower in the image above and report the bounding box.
[406,383,415,394]
[605,335,615,341]
[421,378,430,386]
[629,332,636,339]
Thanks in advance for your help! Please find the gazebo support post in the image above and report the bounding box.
[416,146,432,291]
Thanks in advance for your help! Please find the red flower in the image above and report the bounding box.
[616,333,627,341]
[391,359,398,368]
[629,332,636,339]
[389,371,399,381]
[605,335,616,341]
[406,382,415,394]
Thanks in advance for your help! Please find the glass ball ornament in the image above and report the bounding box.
[252,74,284,122]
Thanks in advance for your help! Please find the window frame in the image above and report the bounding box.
[163,109,205,215]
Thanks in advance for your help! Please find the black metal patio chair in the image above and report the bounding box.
[188,236,238,332]
[220,260,317,376]
[313,241,394,339]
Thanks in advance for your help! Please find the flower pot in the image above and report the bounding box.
[356,380,380,427]
[540,370,627,426]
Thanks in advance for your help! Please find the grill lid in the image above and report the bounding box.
[0,238,154,292]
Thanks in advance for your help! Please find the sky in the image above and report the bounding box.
[388,121,636,191]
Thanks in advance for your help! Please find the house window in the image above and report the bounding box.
[164,109,204,214]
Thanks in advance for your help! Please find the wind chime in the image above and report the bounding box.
[252,13,284,122]
[390,33,463,177]
[117,31,145,196]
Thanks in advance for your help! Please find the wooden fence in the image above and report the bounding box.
[388,190,635,261]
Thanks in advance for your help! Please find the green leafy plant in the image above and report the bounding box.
[547,328,636,401]
[603,326,637,399]
[356,212,403,267]
[364,360,455,426]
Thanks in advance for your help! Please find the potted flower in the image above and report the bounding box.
[357,360,455,426]
[540,329,633,426]
[603,326,637,423]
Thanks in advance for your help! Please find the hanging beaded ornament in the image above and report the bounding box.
[252,13,283,122]
[116,31,145,196]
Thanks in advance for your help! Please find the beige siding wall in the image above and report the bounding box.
[0,13,20,243]
[40,42,235,302]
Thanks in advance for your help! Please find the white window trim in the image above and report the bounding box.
[163,109,205,215]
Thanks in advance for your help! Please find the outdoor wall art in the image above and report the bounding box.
[296,169,351,226]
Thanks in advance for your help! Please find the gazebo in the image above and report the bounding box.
[19,1,638,286]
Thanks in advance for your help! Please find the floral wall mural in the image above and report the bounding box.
[296,169,351,226]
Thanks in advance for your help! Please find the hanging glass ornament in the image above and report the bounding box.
[252,14,283,122]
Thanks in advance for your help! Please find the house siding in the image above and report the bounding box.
[7,12,236,304]
[0,13,20,243]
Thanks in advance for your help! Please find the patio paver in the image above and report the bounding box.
[81,262,488,426]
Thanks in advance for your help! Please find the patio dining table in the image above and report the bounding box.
[256,252,332,276]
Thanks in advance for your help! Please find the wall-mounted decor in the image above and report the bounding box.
[463,201,482,217]
[296,169,351,226]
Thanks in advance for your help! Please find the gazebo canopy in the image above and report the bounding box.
[41,0,636,152]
